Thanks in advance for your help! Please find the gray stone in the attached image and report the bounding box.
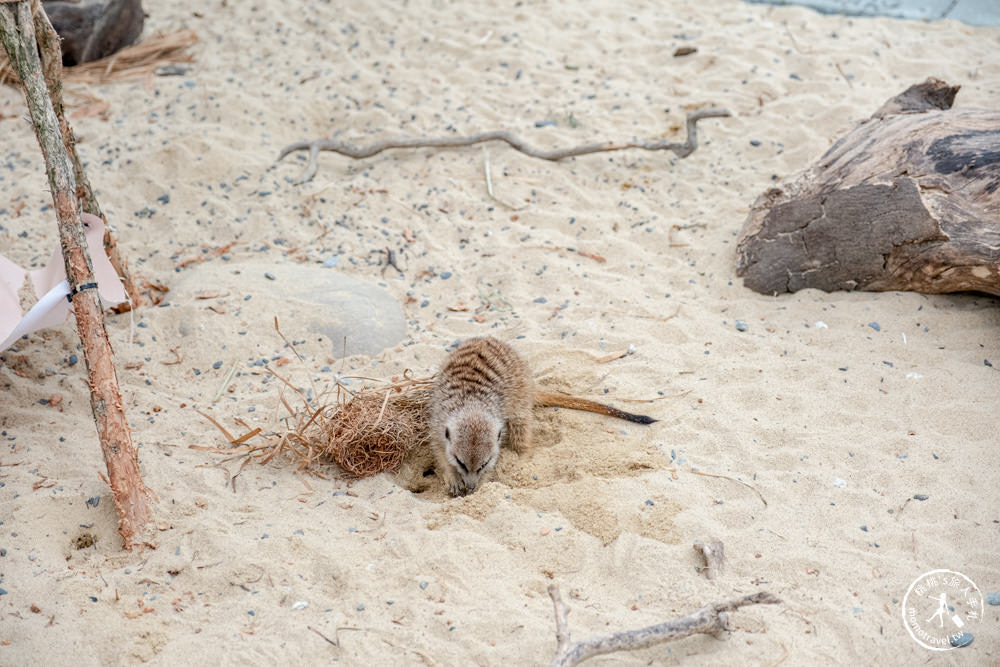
[168,263,407,357]
[949,632,974,648]
[743,0,1000,26]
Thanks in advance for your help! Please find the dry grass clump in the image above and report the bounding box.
[1,29,197,86]
[195,373,434,486]
[318,383,432,477]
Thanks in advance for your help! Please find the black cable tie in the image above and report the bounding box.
[66,282,99,302]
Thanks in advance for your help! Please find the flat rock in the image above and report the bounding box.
[167,262,406,357]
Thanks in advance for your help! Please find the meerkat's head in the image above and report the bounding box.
[442,408,503,493]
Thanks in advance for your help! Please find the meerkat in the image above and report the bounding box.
[429,337,656,496]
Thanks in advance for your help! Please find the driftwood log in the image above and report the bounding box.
[43,0,143,66]
[736,78,1000,296]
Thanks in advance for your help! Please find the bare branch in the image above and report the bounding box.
[547,584,779,667]
[277,108,731,185]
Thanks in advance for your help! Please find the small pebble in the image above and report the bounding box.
[212,361,223,370]
[89,596,98,602]
[833,477,847,488]
[644,499,654,506]
[419,581,429,590]
[0,588,6,595]
[749,139,761,147]
[322,256,340,268]
[357,603,366,611]
[868,322,881,331]
[950,632,974,648]
[264,272,277,281]
[986,592,1000,605]
[860,525,868,532]
[86,496,100,508]
[292,600,308,611]
[913,494,929,501]
[734,319,748,332]
[439,271,452,280]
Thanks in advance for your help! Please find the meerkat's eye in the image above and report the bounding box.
[444,427,451,441]
[455,457,468,473]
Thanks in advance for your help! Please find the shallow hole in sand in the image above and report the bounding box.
[72,532,96,550]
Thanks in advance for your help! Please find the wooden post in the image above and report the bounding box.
[0,1,151,549]
[29,4,143,309]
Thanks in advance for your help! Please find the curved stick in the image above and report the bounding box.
[548,584,780,667]
[277,108,731,185]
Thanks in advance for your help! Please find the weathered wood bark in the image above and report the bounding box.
[736,78,1000,296]
[43,0,143,66]
[548,585,780,667]
[0,1,151,549]
[31,5,143,309]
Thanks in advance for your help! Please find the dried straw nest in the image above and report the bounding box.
[197,374,434,485]
[1,29,197,86]
[317,381,432,477]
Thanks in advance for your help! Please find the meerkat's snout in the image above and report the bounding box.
[444,411,502,493]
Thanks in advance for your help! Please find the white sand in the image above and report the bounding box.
[1,1,998,664]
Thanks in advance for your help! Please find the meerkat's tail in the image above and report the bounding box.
[535,391,657,424]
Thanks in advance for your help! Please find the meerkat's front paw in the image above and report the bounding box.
[440,467,467,497]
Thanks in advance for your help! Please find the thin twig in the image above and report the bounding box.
[835,63,854,89]
[689,469,768,507]
[278,108,732,184]
[309,625,339,647]
[484,147,496,200]
[619,388,692,403]
[548,584,780,667]
[375,246,403,275]
[213,360,239,402]
[482,147,525,210]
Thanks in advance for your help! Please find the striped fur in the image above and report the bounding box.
[430,337,656,496]
[429,337,534,496]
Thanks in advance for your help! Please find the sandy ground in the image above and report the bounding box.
[1,0,998,664]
